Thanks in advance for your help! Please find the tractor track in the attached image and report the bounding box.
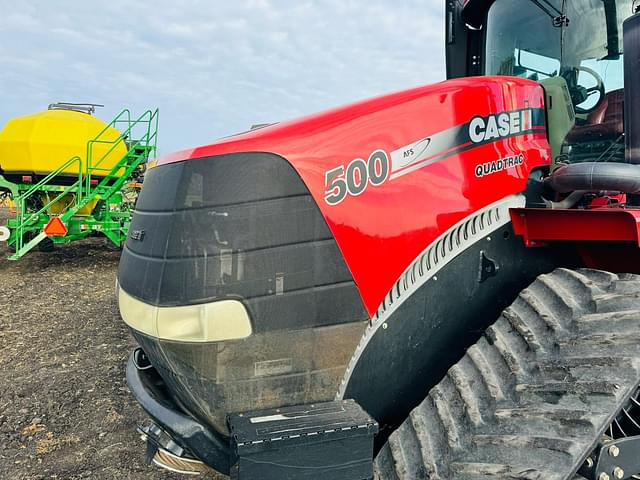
[375,268,640,480]
[4,201,640,480]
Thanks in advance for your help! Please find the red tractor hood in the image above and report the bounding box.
[158,76,550,316]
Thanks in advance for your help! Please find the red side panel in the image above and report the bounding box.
[159,77,551,316]
[511,207,640,247]
[511,206,640,274]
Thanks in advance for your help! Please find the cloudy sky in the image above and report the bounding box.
[0,0,445,154]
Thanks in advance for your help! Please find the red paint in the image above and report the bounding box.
[158,77,550,315]
[587,194,626,207]
[511,205,640,273]
[511,207,640,247]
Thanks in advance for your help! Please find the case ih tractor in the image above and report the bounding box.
[118,1,640,478]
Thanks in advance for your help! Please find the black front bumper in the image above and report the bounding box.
[125,350,232,474]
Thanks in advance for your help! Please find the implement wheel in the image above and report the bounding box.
[37,237,55,252]
[375,269,640,480]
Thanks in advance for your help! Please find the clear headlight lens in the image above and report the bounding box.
[118,287,252,342]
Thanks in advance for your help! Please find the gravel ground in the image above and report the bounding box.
[0,212,222,479]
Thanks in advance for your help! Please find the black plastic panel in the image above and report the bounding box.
[135,153,308,212]
[131,318,368,435]
[228,400,377,480]
[118,152,367,332]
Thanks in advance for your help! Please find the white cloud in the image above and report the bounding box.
[0,0,445,153]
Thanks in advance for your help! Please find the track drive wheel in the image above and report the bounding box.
[375,269,640,480]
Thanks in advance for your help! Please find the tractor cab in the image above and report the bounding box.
[449,0,638,165]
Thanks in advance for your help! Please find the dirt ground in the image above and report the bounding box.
[0,215,223,479]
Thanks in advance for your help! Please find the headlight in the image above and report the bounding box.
[118,287,252,342]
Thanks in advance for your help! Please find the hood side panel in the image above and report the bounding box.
[159,77,551,315]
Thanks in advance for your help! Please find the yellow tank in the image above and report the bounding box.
[0,108,127,177]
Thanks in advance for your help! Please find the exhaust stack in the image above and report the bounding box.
[625,11,640,163]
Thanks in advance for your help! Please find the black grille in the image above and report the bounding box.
[118,152,367,332]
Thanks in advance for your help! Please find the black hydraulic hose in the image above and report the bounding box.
[543,190,586,209]
[545,162,640,194]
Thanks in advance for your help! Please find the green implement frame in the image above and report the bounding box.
[0,108,158,260]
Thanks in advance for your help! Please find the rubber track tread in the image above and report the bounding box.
[375,269,640,479]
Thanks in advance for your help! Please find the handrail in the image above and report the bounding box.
[12,155,82,253]
[90,109,132,141]
[21,155,82,200]
[93,142,150,201]
[85,109,158,191]
[18,155,83,223]
[10,107,158,258]
[28,179,82,222]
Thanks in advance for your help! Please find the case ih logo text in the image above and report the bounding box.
[324,150,390,205]
[469,109,533,144]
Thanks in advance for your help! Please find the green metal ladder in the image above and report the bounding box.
[2,108,158,260]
